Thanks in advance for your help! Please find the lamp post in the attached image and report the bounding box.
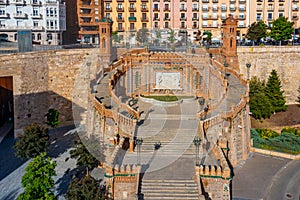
[246,63,251,81]
[193,136,201,166]
[135,138,143,165]
[224,61,229,79]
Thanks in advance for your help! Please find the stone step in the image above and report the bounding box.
[142,196,198,200]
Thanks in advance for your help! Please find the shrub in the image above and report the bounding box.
[256,128,279,139]
[281,127,300,137]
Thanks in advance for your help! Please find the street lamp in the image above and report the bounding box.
[224,61,229,79]
[135,138,143,165]
[246,63,251,80]
[193,136,201,166]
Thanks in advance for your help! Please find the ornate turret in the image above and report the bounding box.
[221,15,239,71]
[99,18,113,64]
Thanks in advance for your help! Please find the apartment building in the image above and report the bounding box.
[102,0,151,38]
[249,0,300,28]
[150,0,248,38]
[77,0,102,44]
[0,0,66,45]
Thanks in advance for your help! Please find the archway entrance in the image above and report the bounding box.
[0,76,13,127]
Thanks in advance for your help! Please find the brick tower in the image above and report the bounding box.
[221,15,239,71]
[99,18,113,64]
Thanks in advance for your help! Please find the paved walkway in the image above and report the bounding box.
[232,153,291,200]
[0,126,84,200]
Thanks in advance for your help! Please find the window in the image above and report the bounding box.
[221,4,226,11]
[95,8,98,14]
[180,3,185,10]
[142,13,147,19]
[221,13,226,19]
[16,6,22,15]
[212,21,218,27]
[202,21,208,27]
[257,13,262,20]
[154,13,158,20]
[181,13,185,19]
[130,23,134,30]
[154,4,159,9]
[142,23,146,28]
[33,7,39,16]
[239,13,244,19]
[230,4,235,10]
[17,20,22,27]
[106,3,110,9]
[181,22,185,28]
[202,13,208,19]
[37,33,41,40]
[142,4,146,9]
[239,5,245,11]
[130,13,134,17]
[165,21,169,28]
[32,33,35,40]
[268,12,272,20]
[278,13,283,17]
[193,13,197,19]
[47,33,52,41]
[154,22,158,28]
[0,6,5,15]
[164,13,169,19]
[33,21,39,27]
[0,20,5,27]
[164,3,169,10]
[118,4,122,9]
[202,5,208,11]
[192,4,198,10]
[118,13,122,19]
[118,23,122,30]
[238,21,244,27]
[130,3,134,9]
[106,13,110,18]
[212,5,218,11]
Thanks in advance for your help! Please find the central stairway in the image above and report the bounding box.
[139,179,199,200]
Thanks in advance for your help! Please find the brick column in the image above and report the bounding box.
[129,138,134,152]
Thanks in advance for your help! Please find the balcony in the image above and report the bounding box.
[212,7,218,11]
[236,15,245,19]
[180,17,187,21]
[128,16,136,22]
[292,7,299,11]
[192,0,199,2]
[256,7,263,11]
[230,0,235,2]
[141,17,149,22]
[0,0,8,4]
[202,7,209,11]
[164,17,170,21]
[31,14,43,18]
[153,8,160,12]
[239,7,246,11]
[180,25,187,29]
[267,18,273,21]
[212,0,218,2]
[118,28,125,32]
[278,6,284,11]
[267,6,274,11]
[192,17,199,20]
[164,0,170,1]
[116,7,124,12]
[116,0,124,1]
[292,15,299,20]
[129,7,136,12]
[116,17,124,22]
[141,0,148,1]
[238,24,246,27]
[221,7,227,11]
[13,13,28,18]
[164,7,170,11]
[180,7,187,11]
[11,0,25,4]
[202,0,208,2]
[192,7,199,11]
[192,25,199,29]
[105,8,112,12]
[292,0,299,2]
[153,17,160,21]
[0,13,9,18]
[230,7,236,11]
[141,7,148,12]
[180,0,187,2]
[129,0,136,2]
[239,0,246,3]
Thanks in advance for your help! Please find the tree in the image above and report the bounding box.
[18,152,57,200]
[112,31,120,44]
[154,29,162,46]
[45,108,60,129]
[136,28,149,45]
[249,77,273,119]
[265,70,287,112]
[14,123,50,159]
[70,135,99,174]
[203,31,212,45]
[269,16,294,45]
[246,21,267,44]
[65,175,105,200]
[167,29,176,44]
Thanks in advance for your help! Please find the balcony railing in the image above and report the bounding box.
[212,7,218,11]
[164,7,170,11]
[292,7,299,11]
[13,13,28,18]
[0,13,9,18]
[153,17,159,21]
[202,7,209,11]
[278,7,284,11]
[128,16,136,22]
[116,7,124,12]
[116,17,124,22]
[239,0,246,3]
[267,6,274,11]
[141,7,148,12]
[105,8,112,12]
[180,25,187,29]
[192,7,199,11]
[239,7,246,11]
[0,0,8,4]
[256,7,263,11]
[192,25,199,29]
[31,14,43,18]
[180,7,187,11]
[153,8,160,12]
[230,7,236,11]
[192,17,199,20]
[118,28,125,32]
[129,7,136,12]
[141,17,149,22]
[292,16,299,20]
[164,17,170,21]
[180,17,187,21]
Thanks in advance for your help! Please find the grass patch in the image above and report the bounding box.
[251,127,300,155]
[143,96,193,102]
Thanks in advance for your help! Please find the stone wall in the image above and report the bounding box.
[0,48,98,135]
[238,46,300,104]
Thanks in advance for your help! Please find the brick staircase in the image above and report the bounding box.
[139,179,199,200]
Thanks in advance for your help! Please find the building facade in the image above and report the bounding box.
[77,0,102,44]
[102,0,151,39]
[0,0,66,45]
[249,0,300,28]
[150,0,248,39]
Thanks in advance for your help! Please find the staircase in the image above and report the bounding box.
[140,179,199,200]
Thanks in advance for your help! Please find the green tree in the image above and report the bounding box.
[265,70,287,112]
[246,21,267,43]
[65,175,105,200]
[167,29,176,44]
[70,135,99,174]
[14,123,50,159]
[136,28,149,45]
[154,29,162,45]
[249,77,273,119]
[112,31,120,44]
[18,152,57,200]
[203,31,212,44]
[269,16,294,45]
[45,108,60,129]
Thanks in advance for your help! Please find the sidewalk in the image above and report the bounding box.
[0,122,13,144]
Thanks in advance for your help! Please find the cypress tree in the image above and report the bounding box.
[265,70,287,112]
